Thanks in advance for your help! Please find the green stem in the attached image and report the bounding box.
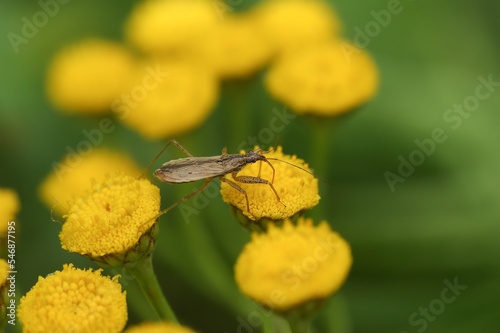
[307,117,338,220]
[125,256,179,323]
[288,316,311,333]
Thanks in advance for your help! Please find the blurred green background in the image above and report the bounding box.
[1,0,500,332]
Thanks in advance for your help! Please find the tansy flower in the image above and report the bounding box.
[220,146,319,225]
[59,173,160,263]
[39,149,142,216]
[235,218,352,314]
[125,0,220,55]
[18,264,127,333]
[200,14,272,79]
[0,259,9,326]
[119,58,218,140]
[46,39,136,114]
[265,40,379,117]
[124,322,197,333]
[253,0,340,55]
[0,188,19,234]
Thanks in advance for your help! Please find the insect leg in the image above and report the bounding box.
[231,172,285,207]
[139,139,194,178]
[158,178,213,217]
[220,176,251,214]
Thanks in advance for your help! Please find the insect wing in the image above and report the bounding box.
[155,156,227,183]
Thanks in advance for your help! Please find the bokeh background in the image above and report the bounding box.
[1,0,500,332]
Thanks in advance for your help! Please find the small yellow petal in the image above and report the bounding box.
[220,146,319,221]
[200,14,272,79]
[46,38,136,114]
[253,0,340,55]
[0,188,19,234]
[18,264,127,333]
[119,58,218,140]
[125,0,220,55]
[266,40,379,116]
[39,149,142,216]
[235,218,352,312]
[59,173,160,257]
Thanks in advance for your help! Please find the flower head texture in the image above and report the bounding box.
[124,322,197,333]
[119,59,218,140]
[39,149,142,216]
[200,14,272,79]
[0,188,19,234]
[59,173,160,258]
[254,0,340,55]
[126,0,219,55]
[220,146,319,222]
[46,39,136,114]
[18,264,127,333]
[235,218,352,313]
[266,41,379,116]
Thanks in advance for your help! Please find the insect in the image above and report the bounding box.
[142,139,313,218]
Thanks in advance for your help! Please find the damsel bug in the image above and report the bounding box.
[142,139,315,217]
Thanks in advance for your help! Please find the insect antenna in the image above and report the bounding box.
[265,157,331,186]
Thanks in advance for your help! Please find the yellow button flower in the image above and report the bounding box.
[0,259,7,287]
[59,173,160,259]
[46,39,136,114]
[119,58,218,140]
[0,188,19,234]
[18,264,127,333]
[200,14,272,79]
[220,146,319,223]
[124,322,197,333]
[39,149,142,216]
[265,40,379,117]
[125,0,220,55]
[235,218,352,313]
[0,259,10,327]
[253,0,340,55]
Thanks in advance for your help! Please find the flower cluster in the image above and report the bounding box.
[25,0,380,331]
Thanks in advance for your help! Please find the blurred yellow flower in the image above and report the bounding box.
[124,322,197,333]
[200,14,272,79]
[46,39,136,114]
[39,149,142,216]
[265,41,379,116]
[0,259,7,287]
[253,0,340,55]
[126,0,220,55]
[235,218,352,313]
[0,188,19,234]
[18,264,127,333]
[119,58,219,140]
[220,146,319,222]
[59,173,160,258]
[0,259,9,326]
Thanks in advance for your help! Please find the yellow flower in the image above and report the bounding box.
[39,149,142,216]
[220,146,319,223]
[0,260,7,288]
[59,173,160,259]
[0,188,19,234]
[18,264,127,333]
[46,39,136,114]
[0,259,9,326]
[126,0,220,55]
[119,58,218,140]
[124,322,197,333]
[200,14,272,79]
[265,40,379,117]
[253,0,340,55]
[235,218,352,313]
